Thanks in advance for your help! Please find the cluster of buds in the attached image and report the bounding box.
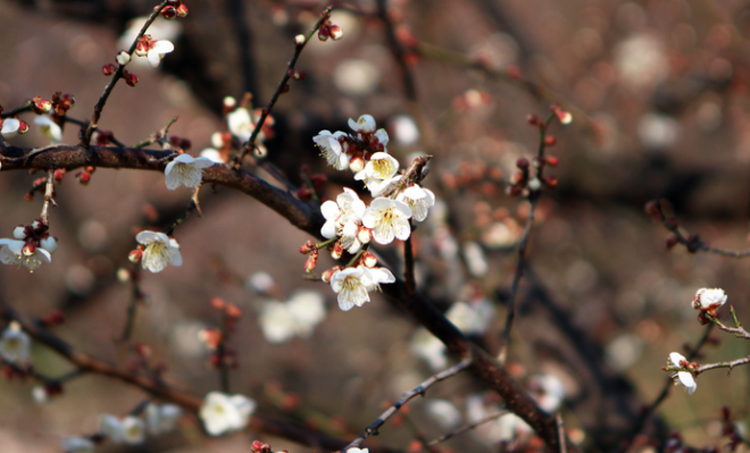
[160,0,189,19]
[75,166,96,186]
[29,96,52,114]
[299,240,319,273]
[506,156,557,196]
[0,220,58,271]
[692,287,727,324]
[317,15,343,42]
[51,92,75,116]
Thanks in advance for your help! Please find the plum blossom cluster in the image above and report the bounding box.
[200,95,276,163]
[0,220,58,272]
[92,402,182,448]
[303,115,436,310]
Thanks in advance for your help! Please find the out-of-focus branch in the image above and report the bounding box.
[0,143,580,452]
[0,300,399,453]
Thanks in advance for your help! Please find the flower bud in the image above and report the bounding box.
[128,249,143,263]
[32,96,52,114]
[317,27,330,41]
[546,156,559,166]
[17,120,29,134]
[117,268,131,282]
[116,50,131,66]
[299,240,316,254]
[40,236,58,253]
[527,114,541,126]
[527,178,541,191]
[516,157,529,169]
[361,251,378,268]
[330,241,344,260]
[76,170,91,185]
[31,219,43,230]
[13,225,27,239]
[321,266,342,283]
[357,227,372,245]
[329,24,343,40]
[160,6,177,19]
[102,64,117,76]
[304,254,318,273]
[543,136,557,147]
[349,156,366,173]
[22,243,36,256]
[294,34,306,46]
[176,3,189,17]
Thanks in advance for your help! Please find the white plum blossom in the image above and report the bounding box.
[135,231,182,273]
[199,147,225,163]
[146,40,174,67]
[314,130,350,170]
[354,152,400,196]
[146,403,183,435]
[227,107,253,143]
[362,197,412,244]
[199,391,257,436]
[411,328,447,370]
[119,16,182,64]
[34,116,62,143]
[259,291,326,344]
[0,238,52,271]
[397,185,435,222]
[693,288,727,312]
[348,114,377,134]
[62,437,95,453]
[330,266,395,311]
[320,188,367,253]
[669,352,697,395]
[164,154,215,190]
[1,118,20,139]
[0,322,31,363]
[99,415,146,444]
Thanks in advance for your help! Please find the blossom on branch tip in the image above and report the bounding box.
[668,352,697,395]
[314,130,350,170]
[362,198,412,244]
[330,265,395,311]
[0,321,31,363]
[164,154,214,190]
[34,115,63,144]
[135,231,182,273]
[354,152,399,196]
[693,288,727,313]
[0,118,20,139]
[397,185,436,222]
[199,391,256,436]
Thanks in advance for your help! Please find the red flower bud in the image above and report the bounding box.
[102,64,117,76]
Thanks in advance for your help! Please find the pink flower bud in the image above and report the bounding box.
[160,6,177,20]
[102,64,117,76]
[329,24,343,40]
[331,241,344,260]
[22,243,36,256]
[321,266,343,283]
[176,3,189,17]
[128,249,143,263]
[304,254,318,273]
[18,120,29,134]
[361,251,378,268]
[357,227,372,245]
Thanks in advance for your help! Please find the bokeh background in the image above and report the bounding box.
[1,0,750,451]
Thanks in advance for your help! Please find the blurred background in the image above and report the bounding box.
[1,0,750,451]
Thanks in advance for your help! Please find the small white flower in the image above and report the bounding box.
[147,40,174,67]
[321,188,368,253]
[330,266,395,311]
[99,414,123,442]
[694,288,727,311]
[32,385,50,404]
[446,300,496,336]
[227,107,253,143]
[259,300,298,344]
[354,152,400,196]
[62,437,95,453]
[199,391,256,436]
[199,147,225,163]
[164,154,215,190]
[362,198,412,244]
[314,130,350,170]
[0,321,31,363]
[1,118,20,139]
[0,238,52,271]
[146,403,182,435]
[668,352,697,395]
[396,185,435,222]
[120,416,146,444]
[286,290,326,337]
[411,328,447,370]
[135,231,182,273]
[426,399,462,429]
[348,114,377,134]
[258,292,326,344]
[34,116,63,143]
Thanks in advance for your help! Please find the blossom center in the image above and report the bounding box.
[373,159,393,177]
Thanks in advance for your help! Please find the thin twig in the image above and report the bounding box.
[233,7,333,168]
[427,410,508,446]
[81,1,170,147]
[121,267,142,342]
[342,358,473,451]
[557,413,567,453]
